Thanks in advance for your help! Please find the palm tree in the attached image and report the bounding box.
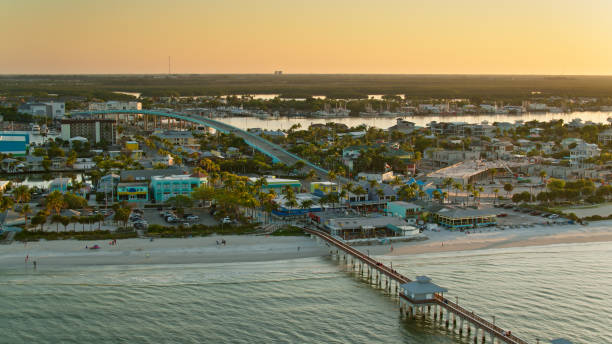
[442,177,453,199]
[493,188,500,204]
[51,214,63,232]
[0,195,14,214]
[19,204,32,230]
[504,183,514,199]
[299,199,314,211]
[539,170,547,183]
[12,185,31,204]
[453,182,463,203]
[46,191,66,217]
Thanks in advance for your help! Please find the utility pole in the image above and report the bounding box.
[168,56,171,75]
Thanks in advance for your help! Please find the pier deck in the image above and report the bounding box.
[304,227,529,344]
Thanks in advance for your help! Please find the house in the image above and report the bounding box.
[25,156,44,171]
[598,129,612,146]
[357,171,395,183]
[561,138,584,150]
[569,142,600,166]
[51,157,66,169]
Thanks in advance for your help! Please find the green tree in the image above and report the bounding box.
[503,183,514,198]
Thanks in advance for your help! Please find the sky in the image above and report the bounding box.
[1,0,611,75]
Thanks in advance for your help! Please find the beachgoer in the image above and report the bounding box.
[33,261,37,269]
[216,240,219,246]
[390,244,393,252]
[297,246,300,252]
[25,255,29,263]
[85,245,88,249]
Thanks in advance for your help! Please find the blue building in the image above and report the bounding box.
[151,174,206,203]
[0,132,30,156]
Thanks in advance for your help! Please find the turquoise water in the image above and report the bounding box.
[1,241,611,343]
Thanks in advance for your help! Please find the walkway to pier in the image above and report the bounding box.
[303,227,529,344]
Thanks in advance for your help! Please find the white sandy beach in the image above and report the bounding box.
[3,221,612,268]
[0,235,328,268]
[372,220,612,256]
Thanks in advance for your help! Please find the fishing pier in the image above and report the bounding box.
[304,227,529,344]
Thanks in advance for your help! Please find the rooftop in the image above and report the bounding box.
[400,276,448,295]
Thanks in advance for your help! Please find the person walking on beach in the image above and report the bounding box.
[33,261,37,269]
[25,255,29,263]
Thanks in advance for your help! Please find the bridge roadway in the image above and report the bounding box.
[303,227,529,344]
[71,109,331,178]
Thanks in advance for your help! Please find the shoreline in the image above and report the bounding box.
[0,235,327,268]
[374,220,612,256]
[3,221,612,268]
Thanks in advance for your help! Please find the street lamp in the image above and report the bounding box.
[492,315,496,326]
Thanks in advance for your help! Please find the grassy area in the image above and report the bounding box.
[13,223,261,241]
[4,74,612,99]
[269,225,308,236]
[146,223,259,237]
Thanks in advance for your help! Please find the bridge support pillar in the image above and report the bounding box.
[473,327,479,344]
[433,305,438,320]
[459,317,464,335]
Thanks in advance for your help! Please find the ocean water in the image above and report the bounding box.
[1,241,611,344]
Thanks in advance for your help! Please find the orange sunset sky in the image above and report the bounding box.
[1,0,611,74]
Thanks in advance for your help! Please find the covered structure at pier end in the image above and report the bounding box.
[399,276,447,318]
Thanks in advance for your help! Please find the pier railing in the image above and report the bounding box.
[303,227,529,344]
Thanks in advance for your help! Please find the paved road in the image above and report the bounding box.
[183,114,333,179]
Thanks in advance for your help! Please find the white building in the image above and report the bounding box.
[570,142,600,166]
[357,171,395,183]
[598,129,612,146]
[88,101,142,111]
[18,101,65,118]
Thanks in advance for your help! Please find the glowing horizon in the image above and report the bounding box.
[1,0,611,75]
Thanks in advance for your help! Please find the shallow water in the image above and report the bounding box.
[1,241,610,343]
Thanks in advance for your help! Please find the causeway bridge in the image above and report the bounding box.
[70,109,330,177]
[303,227,529,344]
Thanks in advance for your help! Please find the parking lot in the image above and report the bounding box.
[488,204,566,226]
[134,208,219,228]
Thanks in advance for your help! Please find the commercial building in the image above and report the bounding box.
[88,101,142,111]
[248,176,301,192]
[117,182,149,202]
[18,101,65,119]
[49,178,72,193]
[387,201,422,219]
[120,168,188,182]
[60,119,117,144]
[0,132,29,156]
[432,207,497,229]
[150,174,207,203]
[310,182,338,196]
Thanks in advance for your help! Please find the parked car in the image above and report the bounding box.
[222,217,232,224]
[186,215,200,221]
[497,213,508,217]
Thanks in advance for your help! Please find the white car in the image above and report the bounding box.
[222,217,232,224]
[186,215,200,222]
